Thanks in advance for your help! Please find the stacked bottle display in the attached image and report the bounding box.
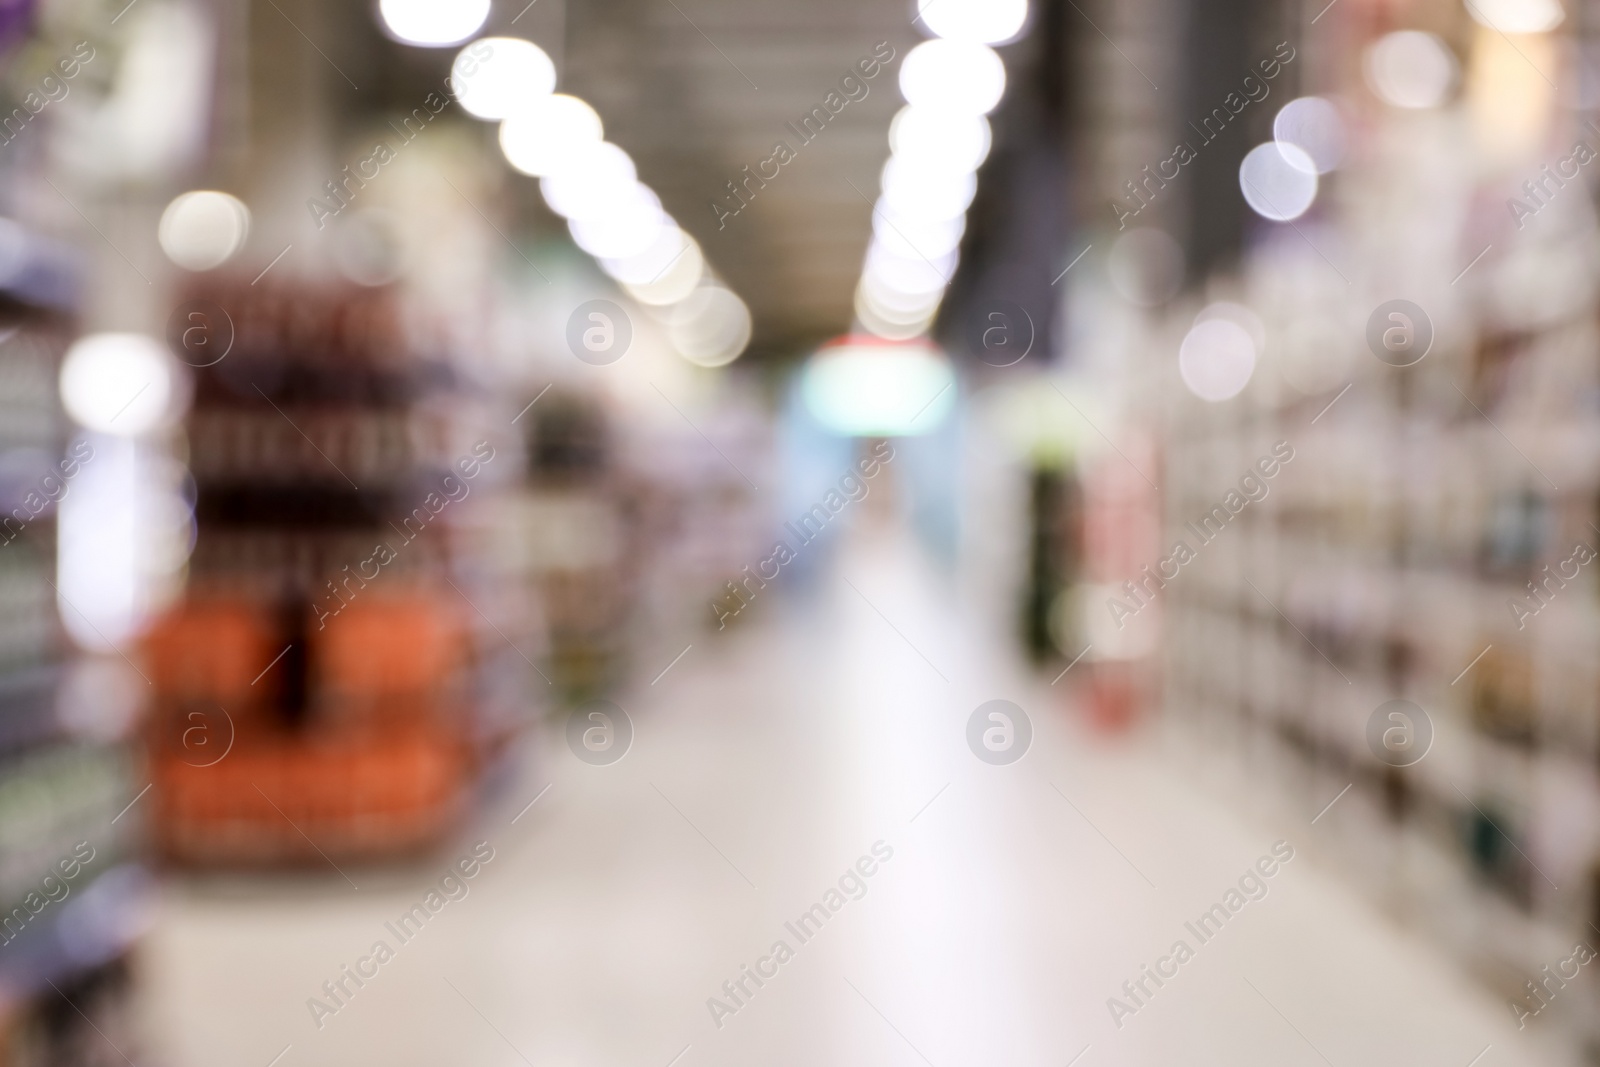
[145,279,511,865]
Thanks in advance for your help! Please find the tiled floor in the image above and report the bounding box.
[138,522,1574,1067]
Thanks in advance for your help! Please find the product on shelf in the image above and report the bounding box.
[143,279,502,866]
[0,249,141,1054]
[1146,12,1600,1050]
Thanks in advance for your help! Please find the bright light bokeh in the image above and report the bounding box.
[378,0,490,46]
[802,338,956,435]
[668,286,752,367]
[621,240,705,305]
[880,158,978,220]
[859,270,948,315]
[1239,142,1319,220]
[499,94,604,176]
[854,21,1014,339]
[888,106,991,174]
[1273,96,1345,174]
[1364,31,1457,109]
[539,142,639,219]
[1178,317,1256,401]
[601,225,695,284]
[899,40,1007,115]
[1465,0,1563,34]
[569,192,666,260]
[871,212,965,261]
[854,283,941,341]
[60,334,174,436]
[56,434,140,650]
[157,190,250,271]
[865,241,958,295]
[916,0,1028,45]
[442,32,750,333]
[452,37,556,120]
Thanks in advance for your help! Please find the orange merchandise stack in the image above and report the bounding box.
[143,281,499,866]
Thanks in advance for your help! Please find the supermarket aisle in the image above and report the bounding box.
[138,519,1571,1067]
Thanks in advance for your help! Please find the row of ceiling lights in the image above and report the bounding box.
[384,0,752,366]
[68,0,757,441]
[798,0,1028,440]
[851,0,1027,342]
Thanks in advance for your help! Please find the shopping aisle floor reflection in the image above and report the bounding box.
[140,523,1573,1067]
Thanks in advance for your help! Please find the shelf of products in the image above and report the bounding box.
[0,227,143,1067]
[493,376,773,697]
[142,278,512,866]
[1147,4,1600,1057]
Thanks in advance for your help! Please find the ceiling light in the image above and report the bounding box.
[866,239,958,283]
[855,282,941,340]
[622,247,704,305]
[871,211,965,260]
[888,106,991,174]
[499,94,603,176]
[863,243,957,296]
[899,40,1007,115]
[916,0,1028,45]
[569,186,666,259]
[600,225,695,284]
[539,141,638,218]
[857,299,936,341]
[668,286,752,367]
[859,270,948,315]
[856,278,943,320]
[452,37,556,120]
[880,158,977,220]
[378,0,490,46]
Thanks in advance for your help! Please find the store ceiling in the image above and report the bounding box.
[564,0,921,356]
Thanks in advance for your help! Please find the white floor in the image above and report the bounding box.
[138,522,1576,1067]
